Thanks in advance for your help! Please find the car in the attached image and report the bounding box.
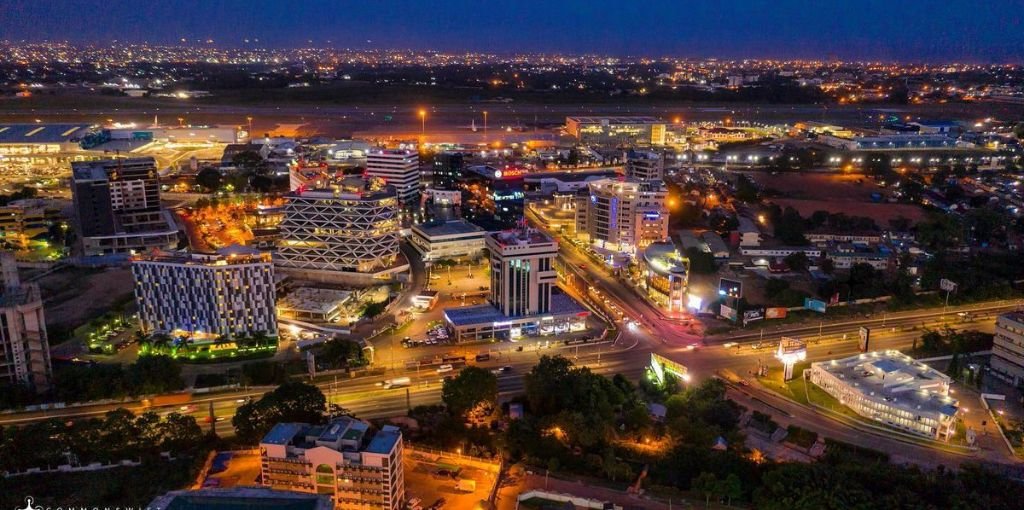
[492,365,512,374]
[436,364,454,374]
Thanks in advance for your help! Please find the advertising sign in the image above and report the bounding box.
[720,304,738,322]
[766,307,788,319]
[804,298,827,313]
[940,279,958,292]
[743,307,765,326]
[859,326,871,352]
[718,278,742,298]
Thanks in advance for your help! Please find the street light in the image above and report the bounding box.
[418,109,427,136]
[483,110,488,139]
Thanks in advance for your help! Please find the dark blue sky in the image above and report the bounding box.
[2,0,1023,62]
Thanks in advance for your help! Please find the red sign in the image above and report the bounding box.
[766,307,788,319]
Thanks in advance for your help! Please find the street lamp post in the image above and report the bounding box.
[418,109,426,136]
[483,110,488,140]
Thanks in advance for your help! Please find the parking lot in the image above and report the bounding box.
[403,445,499,510]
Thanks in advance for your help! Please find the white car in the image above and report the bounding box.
[436,364,454,374]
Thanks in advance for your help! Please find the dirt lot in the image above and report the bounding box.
[750,171,927,226]
[404,446,499,510]
[35,266,136,330]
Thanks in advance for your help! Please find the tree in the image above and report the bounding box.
[722,473,742,506]
[685,247,717,274]
[317,338,367,369]
[1015,122,1024,140]
[158,412,204,452]
[126,355,184,396]
[233,381,327,444]
[441,366,498,417]
[692,471,719,509]
[773,206,807,245]
[195,167,222,191]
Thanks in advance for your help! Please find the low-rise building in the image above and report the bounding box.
[260,417,405,510]
[409,219,486,263]
[807,350,958,440]
[826,243,893,270]
[131,251,278,340]
[637,242,689,312]
[991,312,1024,386]
[0,199,61,250]
[736,216,761,247]
[738,246,823,258]
[149,487,333,510]
[277,287,352,324]
[701,231,731,260]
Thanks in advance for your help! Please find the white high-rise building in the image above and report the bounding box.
[366,149,420,205]
[576,177,669,255]
[276,177,402,281]
[260,417,405,510]
[487,227,558,317]
[992,312,1024,386]
[131,251,278,339]
[0,252,51,392]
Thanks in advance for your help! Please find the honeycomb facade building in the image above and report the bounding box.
[276,178,405,283]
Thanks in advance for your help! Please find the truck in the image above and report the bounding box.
[454,479,476,493]
[381,377,411,389]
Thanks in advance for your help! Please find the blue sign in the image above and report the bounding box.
[804,298,827,314]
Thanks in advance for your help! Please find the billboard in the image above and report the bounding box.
[766,307,788,319]
[720,304,738,322]
[940,279,958,292]
[743,307,765,326]
[804,298,827,313]
[718,278,742,298]
[859,326,871,352]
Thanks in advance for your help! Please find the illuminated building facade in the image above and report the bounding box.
[991,312,1024,386]
[577,177,669,256]
[808,350,958,440]
[71,157,179,256]
[638,242,689,312]
[459,165,526,230]
[131,252,278,339]
[565,116,666,146]
[276,178,402,281]
[260,418,405,510]
[366,149,420,205]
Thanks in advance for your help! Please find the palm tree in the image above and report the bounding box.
[150,333,171,355]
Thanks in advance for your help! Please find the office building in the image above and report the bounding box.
[276,177,404,283]
[366,149,420,205]
[260,417,405,510]
[565,116,666,146]
[991,312,1024,386]
[624,150,665,181]
[807,350,958,440]
[150,488,332,510]
[131,251,278,340]
[71,157,179,256]
[488,227,558,317]
[431,151,465,190]
[442,226,588,342]
[0,252,51,391]
[459,165,526,231]
[577,177,669,256]
[409,219,486,263]
[637,242,689,312]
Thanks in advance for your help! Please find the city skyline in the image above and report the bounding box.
[2,0,1024,63]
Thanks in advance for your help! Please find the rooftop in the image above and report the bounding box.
[150,487,332,510]
[488,227,555,249]
[0,123,93,144]
[444,293,586,326]
[567,116,662,124]
[261,422,307,446]
[71,157,157,181]
[365,425,401,454]
[277,287,352,315]
[811,350,958,418]
[412,219,486,238]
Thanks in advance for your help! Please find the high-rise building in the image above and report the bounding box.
[71,157,179,256]
[624,150,665,181]
[131,251,278,339]
[0,252,51,392]
[487,227,558,317]
[991,312,1024,386]
[366,149,420,205]
[460,165,526,231]
[276,177,403,282]
[260,417,405,510]
[431,151,464,190]
[576,177,669,256]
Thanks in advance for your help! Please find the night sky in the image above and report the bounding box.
[2,0,1023,62]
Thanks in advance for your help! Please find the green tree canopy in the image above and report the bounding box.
[441,366,498,417]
